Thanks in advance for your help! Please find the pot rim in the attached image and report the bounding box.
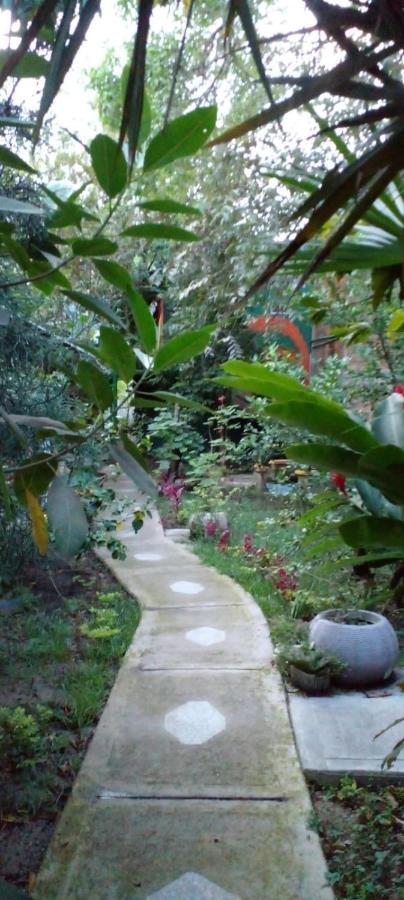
[312,608,384,627]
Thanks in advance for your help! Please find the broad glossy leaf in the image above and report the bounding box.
[152,392,210,413]
[122,433,152,472]
[98,327,136,383]
[121,223,198,242]
[118,0,153,165]
[76,360,113,411]
[0,145,35,174]
[5,414,74,435]
[153,325,215,372]
[62,290,124,328]
[71,237,118,257]
[372,395,404,448]
[109,441,157,498]
[354,478,404,521]
[47,476,88,557]
[388,310,404,337]
[144,106,217,172]
[0,50,48,78]
[340,515,404,550]
[127,287,156,354]
[286,443,360,476]
[14,454,57,505]
[93,259,133,293]
[0,195,43,216]
[90,134,128,198]
[267,401,377,454]
[138,198,201,216]
[26,490,48,556]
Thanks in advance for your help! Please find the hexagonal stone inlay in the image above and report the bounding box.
[164,701,226,745]
[147,872,240,899]
[170,580,205,595]
[186,627,226,647]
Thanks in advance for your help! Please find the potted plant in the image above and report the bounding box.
[280,644,345,694]
[309,608,399,688]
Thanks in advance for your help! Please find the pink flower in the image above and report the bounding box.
[243,533,254,553]
[217,528,230,551]
[204,518,217,538]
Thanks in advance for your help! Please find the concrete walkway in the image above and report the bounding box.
[34,476,333,899]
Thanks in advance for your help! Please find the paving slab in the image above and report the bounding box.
[69,668,303,800]
[132,603,269,670]
[34,796,332,900]
[289,687,404,782]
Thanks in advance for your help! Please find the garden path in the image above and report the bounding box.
[34,474,333,900]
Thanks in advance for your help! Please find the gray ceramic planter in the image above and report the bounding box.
[309,609,399,687]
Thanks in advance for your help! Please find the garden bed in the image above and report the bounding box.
[0,552,140,895]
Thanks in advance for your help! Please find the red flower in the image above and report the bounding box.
[204,518,217,538]
[217,528,230,551]
[243,533,254,553]
[394,384,404,396]
[331,471,346,495]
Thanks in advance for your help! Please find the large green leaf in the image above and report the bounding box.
[14,454,57,506]
[109,441,157,498]
[76,361,113,411]
[121,223,198,242]
[372,395,404,448]
[62,290,124,328]
[98,327,136,383]
[89,134,128,198]
[220,360,314,402]
[71,237,118,257]
[0,50,48,79]
[153,325,215,372]
[93,259,133,293]
[47,476,88,557]
[286,443,361,476]
[118,0,153,166]
[127,288,156,354]
[143,106,217,172]
[0,145,36,174]
[138,198,201,216]
[121,433,152,473]
[354,478,404,521]
[340,516,404,550]
[267,401,377,453]
[0,196,44,216]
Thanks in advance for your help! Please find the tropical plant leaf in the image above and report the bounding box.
[62,290,124,328]
[3,414,75,435]
[153,325,215,371]
[286,443,361,476]
[127,288,156,354]
[121,223,199,242]
[25,489,48,556]
[14,454,57,505]
[388,309,404,337]
[0,145,36,174]
[71,237,118,257]
[0,49,49,80]
[138,198,201,216]
[226,0,274,105]
[144,106,217,172]
[89,134,128,198]
[93,259,133,293]
[267,401,377,454]
[47,475,88,557]
[340,515,404,550]
[109,441,157,497]
[0,196,44,216]
[76,360,113,411]
[98,327,136,383]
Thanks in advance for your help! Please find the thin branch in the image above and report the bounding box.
[164,0,195,125]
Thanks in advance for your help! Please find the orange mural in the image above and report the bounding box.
[247,315,310,374]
